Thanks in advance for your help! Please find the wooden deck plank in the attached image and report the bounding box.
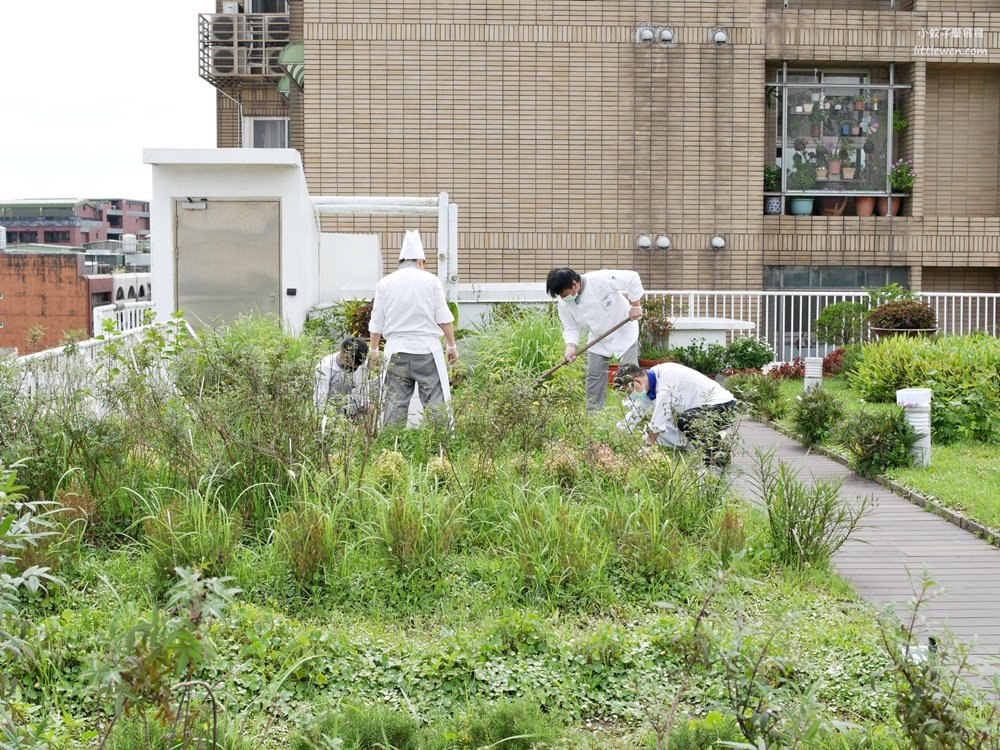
[732,419,1000,676]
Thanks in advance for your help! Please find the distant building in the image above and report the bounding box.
[0,241,151,354]
[0,199,150,248]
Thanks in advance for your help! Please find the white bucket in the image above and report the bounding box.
[896,388,932,466]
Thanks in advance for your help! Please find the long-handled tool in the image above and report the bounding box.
[535,317,633,384]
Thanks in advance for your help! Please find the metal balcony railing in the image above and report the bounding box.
[198,13,291,87]
[769,0,906,9]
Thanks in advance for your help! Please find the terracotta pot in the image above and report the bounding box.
[817,194,847,216]
[855,196,877,216]
[816,167,828,179]
[607,363,619,385]
[854,100,864,111]
[828,159,842,176]
[842,166,856,180]
[876,196,903,216]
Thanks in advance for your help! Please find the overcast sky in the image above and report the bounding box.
[0,1,216,202]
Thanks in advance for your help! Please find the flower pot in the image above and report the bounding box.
[828,159,842,176]
[803,102,814,114]
[851,125,861,136]
[811,124,822,137]
[789,197,814,215]
[855,196,877,216]
[854,100,864,111]
[607,363,619,385]
[817,194,847,216]
[842,166,856,180]
[815,166,828,179]
[764,197,783,215]
[841,123,852,135]
[639,357,673,368]
[876,196,903,216]
[810,92,821,102]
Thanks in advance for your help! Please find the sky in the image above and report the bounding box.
[0,1,217,202]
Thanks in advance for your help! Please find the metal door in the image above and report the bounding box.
[174,199,280,327]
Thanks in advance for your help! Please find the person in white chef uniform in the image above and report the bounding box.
[369,230,459,426]
[545,267,645,412]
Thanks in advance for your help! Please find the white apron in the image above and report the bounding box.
[381,336,451,402]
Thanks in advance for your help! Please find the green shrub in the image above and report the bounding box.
[660,712,744,749]
[725,372,787,421]
[815,302,868,346]
[273,501,343,585]
[290,703,421,750]
[141,486,241,584]
[435,699,560,750]
[370,449,408,491]
[725,336,774,371]
[848,337,930,403]
[840,343,866,374]
[752,451,872,568]
[792,387,844,446]
[839,407,918,477]
[671,339,728,375]
[867,299,937,330]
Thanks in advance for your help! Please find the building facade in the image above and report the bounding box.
[0,199,150,248]
[201,0,1000,294]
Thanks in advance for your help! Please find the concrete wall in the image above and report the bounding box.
[0,253,92,353]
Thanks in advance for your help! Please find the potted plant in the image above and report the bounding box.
[674,338,728,378]
[892,108,909,132]
[787,152,817,215]
[839,139,856,180]
[826,138,842,177]
[638,296,674,366]
[814,142,831,179]
[879,158,915,216]
[853,94,866,111]
[868,299,937,338]
[809,107,828,138]
[763,165,782,214]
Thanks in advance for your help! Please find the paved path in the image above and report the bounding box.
[731,420,1000,666]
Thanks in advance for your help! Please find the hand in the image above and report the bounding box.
[629,305,644,321]
[447,344,459,365]
[564,345,578,363]
[369,350,381,366]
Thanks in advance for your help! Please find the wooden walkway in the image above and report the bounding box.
[731,420,1000,668]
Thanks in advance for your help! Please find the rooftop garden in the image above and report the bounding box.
[1,309,997,748]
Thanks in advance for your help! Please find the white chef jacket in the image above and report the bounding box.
[369,265,455,399]
[556,270,644,358]
[632,363,736,448]
[314,354,371,412]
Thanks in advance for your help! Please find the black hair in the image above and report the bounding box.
[545,268,581,298]
[340,337,369,369]
[613,363,646,391]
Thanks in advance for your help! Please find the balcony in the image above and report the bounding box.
[765,74,914,218]
[198,12,291,88]
[767,0,908,8]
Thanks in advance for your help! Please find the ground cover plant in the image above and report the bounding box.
[1,312,996,748]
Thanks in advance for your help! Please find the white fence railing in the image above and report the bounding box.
[646,290,1000,363]
[92,301,155,336]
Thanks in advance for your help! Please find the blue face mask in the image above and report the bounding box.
[563,293,577,304]
[630,389,648,402]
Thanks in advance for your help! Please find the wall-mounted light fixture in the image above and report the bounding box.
[636,25,655,44]
[655,27,676,47]
[710,234,727,251]
[655,234,671,251]
[636,234,653,250]
[711,28,730,46]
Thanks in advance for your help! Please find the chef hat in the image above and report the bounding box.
[399,230,426,261]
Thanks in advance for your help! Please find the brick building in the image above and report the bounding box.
[199,1,1000,293]
[0,199,150,248]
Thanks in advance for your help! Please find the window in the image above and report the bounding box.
[247,0,288,12]
[244,117,290,148]
[764,265,909,290]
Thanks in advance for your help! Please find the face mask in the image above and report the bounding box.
[563,293,577,304]
[630,389,647,402]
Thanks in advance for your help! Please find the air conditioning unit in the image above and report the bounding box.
[209,14,235,42]
[211,48,236,75]
[222,2,241,13]
[266,17,290,42]
[265,47,284,75]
